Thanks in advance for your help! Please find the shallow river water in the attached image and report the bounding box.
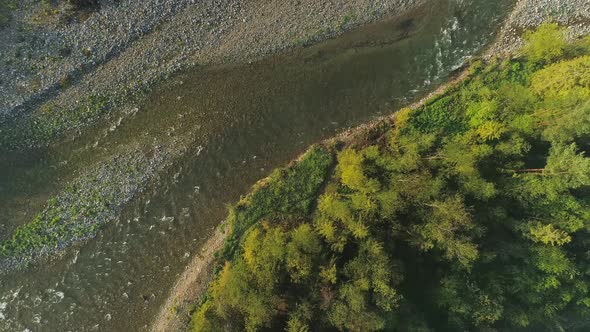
[0,0,513,330]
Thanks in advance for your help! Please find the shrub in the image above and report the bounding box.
[523,22,567,64]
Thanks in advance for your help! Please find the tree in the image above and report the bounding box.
[286,302,313,332]
[528,223,571,246]
[337,148,381,194]
[440,140,496,200]
[327,285,386,332]
[286,224,322,283]
[412,195,479,268]
[523,23,567,64]
[540,101,590,143]
[438,276,504,328]
[531,55,590,98]
[208,260,278,331]
[545,143,590,189]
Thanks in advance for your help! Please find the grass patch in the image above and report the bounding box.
[219,145,334,264]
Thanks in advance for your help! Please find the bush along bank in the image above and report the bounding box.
[190,24,590,332]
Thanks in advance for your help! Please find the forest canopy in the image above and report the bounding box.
[191,23,590,331]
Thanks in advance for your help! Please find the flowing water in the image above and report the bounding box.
[0,0,513,330]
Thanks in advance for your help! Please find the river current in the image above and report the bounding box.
[0,1,513,330]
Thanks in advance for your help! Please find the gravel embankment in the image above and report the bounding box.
[0,0,419,148]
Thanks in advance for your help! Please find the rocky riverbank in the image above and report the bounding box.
[150,226,228,332]
[0,0,421,150]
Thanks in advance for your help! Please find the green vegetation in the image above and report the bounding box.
[0,94,108,150]
[191,24,590,331]
[32,0,100,25]
[0,0,16,28]
[0,152,160,261]
[523,22,568,64]
[219,145,334,265]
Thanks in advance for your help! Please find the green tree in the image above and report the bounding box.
[413,195,479,268]
[286,223,322,283]
[337,148,381,194]
[523,22,567,63]
[286,302,313,332]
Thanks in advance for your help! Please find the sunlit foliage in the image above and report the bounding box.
[192,25,590,331]
[523,22,567,63]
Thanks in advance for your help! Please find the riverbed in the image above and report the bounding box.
[0,0,512,330]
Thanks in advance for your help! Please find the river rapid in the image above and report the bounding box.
[0,1,513,330]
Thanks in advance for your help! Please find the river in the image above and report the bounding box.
[0,0,513,330]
